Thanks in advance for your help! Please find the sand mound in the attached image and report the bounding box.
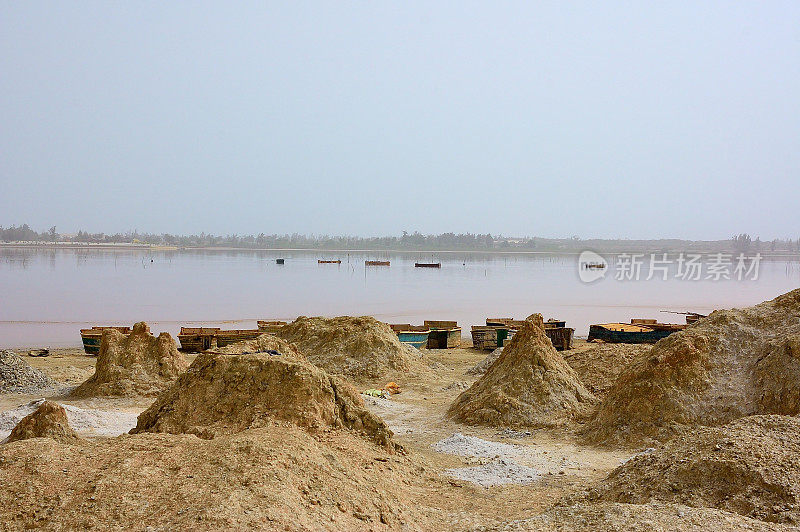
[563,343,650,400]
[0,350,57,393]
[72,322,188,397]
[466,347,503,375]
[275,315,429,380]
[208,333,304,359]
[496,502,791,531]
[0,427,434,530]
[585,289,800,445]
[5,401,80,444]
[0,399,138,440]
[448,317,596,428]
[586,415,800,525]
[131,352,398,450]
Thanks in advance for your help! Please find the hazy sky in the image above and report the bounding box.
[1,2,798,239]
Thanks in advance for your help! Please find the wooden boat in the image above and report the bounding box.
[79,326,135,355]
[544,319,567,329]
[215,329,262,348]
[588,321,684,344]
[424,320,461,348]
[178,327,220,352]
[471,325,501,350]
[685,312,706,325]
[545,327,574,350]
[415,262,441,268]
[257,320,287,334]
[318,260,341,264]
[389,324,430,349]
[365,260,390,266]
[276,258,285,264]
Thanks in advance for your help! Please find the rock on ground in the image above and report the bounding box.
[5,400,80,444]
[275,315,430,381]
[0,350,57,394]
[584,415,800,525]
[131,351,399,451]
[72,322,188,397]
[584,289,800,445]
[448,315,596,428]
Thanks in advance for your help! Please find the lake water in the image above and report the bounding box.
[1,247,798,348]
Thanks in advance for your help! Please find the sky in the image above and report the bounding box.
[1,2,798,240]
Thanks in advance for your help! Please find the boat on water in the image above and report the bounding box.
[276,258,285,264]
[588,320,685,344]
[80,325,139,355]
[365,260,390,266]
[424,320,461,348]
[318,260,341,264]
[389,324,430,349]
[178,327,220,352]
[414,262,441,268]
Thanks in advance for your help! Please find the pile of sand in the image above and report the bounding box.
[448,315,596,428]
[585,289,800,445]
[466,347,503,375]
[0,350,57,393]
[274,316,429,381]
[208,333,304,359]
[581,415,800,525]
[0,426,435,530]
[5,401,80,444]
[563,343,650,401]
[72,322,188,397]
[498,502,790,531]
[132,351,399,450]
[0,399,138,440]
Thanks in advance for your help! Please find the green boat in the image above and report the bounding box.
[79,326,134,355]
[389,324,430,349]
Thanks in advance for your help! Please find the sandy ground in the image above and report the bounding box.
[0,341,634,528]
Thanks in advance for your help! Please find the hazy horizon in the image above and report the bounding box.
[2,2,798,240]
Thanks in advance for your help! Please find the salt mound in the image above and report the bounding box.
[585,289,800,445]
[448,316,596,428]
[6,401,79,444]
[500,502,789,531]
[131,352,399,450]
[275,315,429,380]
[0,350,57,393]
[209,333,304,359]
[0,399,141,440]
[72,322,188,397]
[587,415,800,525]
[563,343,649,400]
[466,347,503,375]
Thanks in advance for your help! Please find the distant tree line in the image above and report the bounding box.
[2,224,800,253]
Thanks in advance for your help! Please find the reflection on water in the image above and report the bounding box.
[1,247,798,348]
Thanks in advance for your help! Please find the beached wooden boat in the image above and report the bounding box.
[178,327,220,352]
[544,319,567,329]
[365,260,390,266]
[257,320,287,334]
[471,325,501,350]
[389,324,430,349]
[424,320,461,348]
[215,329,262,348]
[588,321,684,344]
[545,327,574,350]
[79,326,135,355]
[318,260,341,264]
[414,262,441,268]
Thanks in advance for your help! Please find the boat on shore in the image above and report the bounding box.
[389,324,430,348]
[256,320,287,334]
[588,320,685,344]
[178,327,220,352]
[80,326,138,355]
[215,329,262,348]
[424,320,461,348]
